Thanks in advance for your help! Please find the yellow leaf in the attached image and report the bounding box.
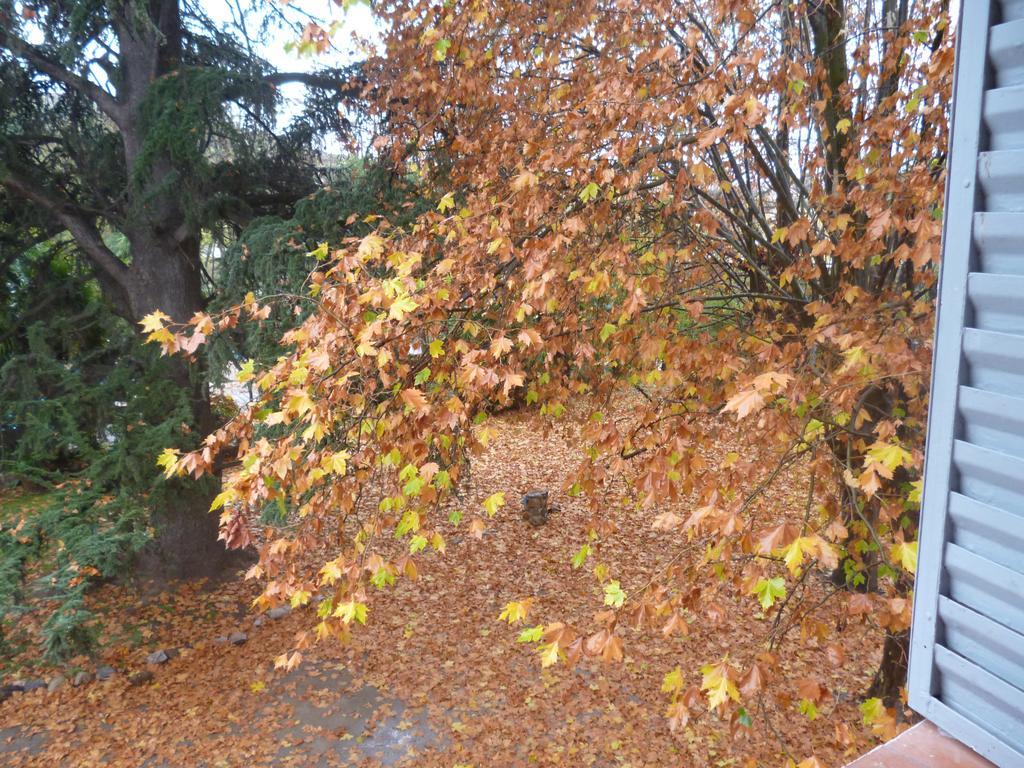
[661,666,685,694]
[146,327,175,346]
[389,294,418,322]
[866,442,912,475]
[780,537,808,575]
[836,118,852,134]
[319,559,343,585]
[324,450,350,475]
[333,600,368,625]
[138,310,171,333]
[539,642,561,668]
[482,491,505,517]
[890,540,918,575]
[700,658,740,711]
[498,597,533,624]
[209,488,238,512]
[156,447,181,478]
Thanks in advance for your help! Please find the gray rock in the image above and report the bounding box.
[213,635,228,644]
[146,649,170,665]
[252,615,265,628]
[0,685,14,702]
[96,665,116,681]
[47,675,66,693]
[9,680,26,692]
[128,670,154,686]
[72,671,94,686]
[269,605,291,620]
[23,679,46,692]
[228,631,247,646]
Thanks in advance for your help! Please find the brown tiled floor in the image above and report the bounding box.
[847,722,996,768]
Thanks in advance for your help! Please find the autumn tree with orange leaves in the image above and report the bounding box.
[148,0,952,752]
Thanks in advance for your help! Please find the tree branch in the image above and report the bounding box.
[0,29,126,127]
[264,70,365,99]
[2,172,133,314]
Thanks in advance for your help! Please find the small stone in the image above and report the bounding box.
[268,606,291,620]
[10,680,26,692]
[23,679,46,693]
[146,650,170,665]
[96,665,117,681]
[128,670,154,687]
[47,675,66,693]
[72,671,94,687]
[213,635,228,644]
[0,685,16,702]
[228,631,247,646]
[253,615,265,628]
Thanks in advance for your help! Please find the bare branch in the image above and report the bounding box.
[0,29,126,127]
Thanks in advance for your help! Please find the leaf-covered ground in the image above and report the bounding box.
[1,405,887,767]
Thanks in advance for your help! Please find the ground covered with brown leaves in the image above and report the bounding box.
[0,406,887,767]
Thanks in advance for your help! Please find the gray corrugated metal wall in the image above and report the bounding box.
[908,2,1024,765]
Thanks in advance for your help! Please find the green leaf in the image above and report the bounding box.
[599,323,617,342]
[433,38,452,61]
[798,698,819,721]
[409,534,428,554]
[860,697,886,725]
[571,543,591,569]
[448,508,463,525]
[752,577,786,610]
[395,508,420,537]
[414,367,431,385]
[603,580,626,608]
[517,625,545,643]
[402,476,425,498]
[579,181,600,202]
[437,192,455,212]
[371,567,395,589]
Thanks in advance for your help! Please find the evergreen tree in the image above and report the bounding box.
[0,0,365,582]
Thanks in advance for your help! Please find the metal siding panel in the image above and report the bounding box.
[945,544,1024,632]
[939,596,1024,691]
[991,19,1024,86]
[958,386,1024,458]
[962,327,1024,394]
[967,272,1024,332]
[907,0,1024,753]
[984,84,1024,150]
[977,157,1024,212]
[1004,0,1024,24]
[952,439,1024,512]
[948,492,1024,571]
[973,212,1024,273]
[934,646,1024,754]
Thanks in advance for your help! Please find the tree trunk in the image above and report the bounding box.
[127,232,251,582]
[868,630,910,706]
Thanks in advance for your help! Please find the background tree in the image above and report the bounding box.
[0,0,368,578]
